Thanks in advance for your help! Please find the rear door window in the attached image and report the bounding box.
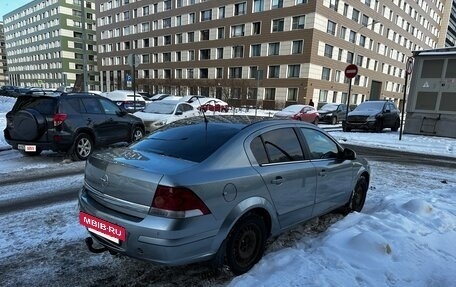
[81,98,104,114]
[12,97,57,115]
[251,128,304,164]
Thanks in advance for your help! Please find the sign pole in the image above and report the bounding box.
[343,64,358,130]
[400,57,414,140]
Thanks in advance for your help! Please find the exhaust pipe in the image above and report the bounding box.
[85,237,108,254]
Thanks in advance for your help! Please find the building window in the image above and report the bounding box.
[176,15,182,26]
[329,0,338,10]
[352,9,360,22]
[321,67,331,80]
[319,90,328,102]
[216,67,223,78]
[253,0,264,12]
[201,10,212,21]
[251,44,261,57]
[176,51,182,61]
[296,0,308,4]
[292,15,305,30]
[176,0,183,8]
[217,47,224,59]
[163,17,171,28]
[271,0,283,9]
[292,40,303,54]
[176,33,183,44]
[347,51,354,63]
[231,88,241,99]
[176,69,182,79]
[200,49,211,60]
[142,54,150,63]
[164,35,172,45]
[201,29,210,40]
[164,0,171,10]
[188,69,194,79]
[349,31,356,43]
[327,20,336,35]
[218,27,225,39]
[265,88,276,100]
[287,88,298,101]
[249,66,258,78]
[231,24,245,37]
[233,45,244,58]
[219,6,225,19]
[230,67,242,78]
[189,50,195,61]
[288,65,300,78]
[189,13,196,24]
[253,22,261,34]
[272,18,284,32]
[234,2,247,15]
[200,68,209,79]
[188,32,195,43]
[339,26,346,39]
[268,65,280,78]
[269,42,280,56]
[324,44,333,58]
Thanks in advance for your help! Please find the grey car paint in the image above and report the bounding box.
[79,117,370,273]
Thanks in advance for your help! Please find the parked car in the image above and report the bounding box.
[343,100,400,132]
[317,103,348,125]
[0,85,18,97]
[78,116,370,275]
[4,92,145,160]
[192,97,230,113]
[273,104,320,124]
[148,93,172,101]
[133,99,200,132]
[101,90,146,113]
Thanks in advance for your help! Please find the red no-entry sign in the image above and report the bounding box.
[345,64,358,79]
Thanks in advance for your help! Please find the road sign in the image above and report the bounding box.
[345,64,358,79]
[127,54,140,68]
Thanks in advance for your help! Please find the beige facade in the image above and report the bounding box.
[96,0,444,109]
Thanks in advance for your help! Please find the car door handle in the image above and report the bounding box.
[271,176,283,185]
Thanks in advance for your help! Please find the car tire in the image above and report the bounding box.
[313,117,319,125]
[343,125,351,132]
[71,133,93,161]
[131,127,144,142]
[341,176,368,214]
[331,116,337,125]
[225,213,267,275]
[391,118,400,132]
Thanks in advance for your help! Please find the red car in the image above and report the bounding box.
[273,104,320,124]
[197,98,229,113]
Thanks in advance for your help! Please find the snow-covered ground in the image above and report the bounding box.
[1,95,456,286]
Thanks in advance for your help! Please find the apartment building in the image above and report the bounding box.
[3,0,98,90]
[0,22,7,86]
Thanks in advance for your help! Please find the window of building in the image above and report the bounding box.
[176,15,182,26]
[271,0,283,9]
[288,65,300,78]
[188,69,194,78]
[176,51,182,61]
[249,66,258,78]
[219,6,225,19]
[231,24,245,37]
[216,67,223,78]
[253,22,261,34]
[349,31,356,43]
[163,52,171,62]
[319,90,328,102]
[324,44,333,58]
[327,20,336,35]
[200,68,209,79]
[163,17,171,28]
[200,49,211,60]
[265,88,276,100]
[268,65,280,78]
[164,0,171,10]
[230,67,242,78]
[234,2,247,15]
[176,0,183,8]
[201,29,210,40]
[233,45,244,58]
[287,88,298,101]
[189,13,196,24]
[164,35,171,45]
[251,44,261,57]
[352,9,360,22]
[201,10,212,21]
[189,50,195,61]
[329,0,339,11]
[321,67,331,80]
[292,40,303,54]
[176,33,183,44]
[188,32,195,43]
[269,42,280,56]
[218,27,225,39]
[253,0,264,12]
[217,48,224,59]
[272,18,284,32]
[292,15,305,30]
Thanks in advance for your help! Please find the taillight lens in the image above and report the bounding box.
[53,113,67,127]
[150,185,211,218]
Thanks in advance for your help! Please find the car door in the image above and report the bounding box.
[382,102,396,127]
[98,98,131,143]
[250,127,318,229]
[299,128,353,217]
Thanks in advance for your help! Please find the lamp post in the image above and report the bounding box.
[81,0,88,92]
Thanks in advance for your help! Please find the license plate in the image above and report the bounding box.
[79,211,126,244]
[17,144,36,152]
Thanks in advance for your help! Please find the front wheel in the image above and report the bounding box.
[331,116,338,125]
[313,117,319,125]
[342,176,368,214]
[225,213,267,275]
[71,133,93,161]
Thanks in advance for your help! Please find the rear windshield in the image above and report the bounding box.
[132,122,243,162]
[12,96,57,115]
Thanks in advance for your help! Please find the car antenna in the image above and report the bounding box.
[187,96,208,123]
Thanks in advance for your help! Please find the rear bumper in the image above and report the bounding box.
[4,130,73,152]
[78,186,221,266]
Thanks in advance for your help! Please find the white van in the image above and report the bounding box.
[101,90,146,112]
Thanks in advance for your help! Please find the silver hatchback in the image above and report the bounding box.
[78,115,370,275]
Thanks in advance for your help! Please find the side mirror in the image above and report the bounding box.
[342,148,356,160]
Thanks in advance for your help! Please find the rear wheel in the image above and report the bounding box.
[131,127,144,142]
[225,213,267,275]
[313,117,319,125]
[71,133,93,161]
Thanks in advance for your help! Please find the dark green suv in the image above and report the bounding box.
[4,93,145,160]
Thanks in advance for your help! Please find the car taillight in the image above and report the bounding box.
[150,185,211,218]
[53,113,67,127]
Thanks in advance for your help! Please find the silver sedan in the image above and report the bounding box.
[79,115,370,275]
